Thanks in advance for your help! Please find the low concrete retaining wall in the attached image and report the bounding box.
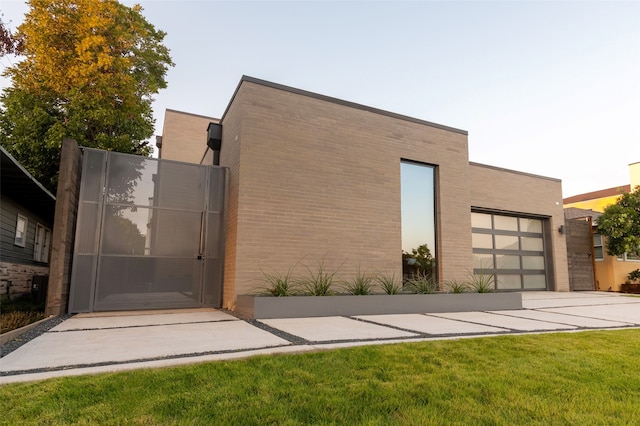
[236,292,523,319]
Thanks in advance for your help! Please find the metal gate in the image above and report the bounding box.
[68,149,226,312]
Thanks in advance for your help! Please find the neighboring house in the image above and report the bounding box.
[64,76,571,314]
[563,162,640,292]
[1,145,56,297]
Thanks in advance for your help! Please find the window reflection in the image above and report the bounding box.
[401,161,436,280]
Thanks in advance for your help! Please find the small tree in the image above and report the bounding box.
[0,0,173,192]
[597,186,640,258]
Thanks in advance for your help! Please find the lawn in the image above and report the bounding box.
[2,329,640,425]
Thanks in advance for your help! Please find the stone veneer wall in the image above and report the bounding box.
[0,262,49,295]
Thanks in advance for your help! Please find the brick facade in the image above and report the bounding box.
[160,76,571,309]
[468,163,570,291]
[219,79,470,308]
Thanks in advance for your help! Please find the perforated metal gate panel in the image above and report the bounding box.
[69,149,226,312]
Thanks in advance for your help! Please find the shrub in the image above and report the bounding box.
[468,272,495,293]
[0,294,47,334]
[444,279,468,294]
[260,271,298,297]
[628,269,640,283]
[375,272,402,295]
[301,260,341,296]
[404,273,438,294]
[343,269,374,295]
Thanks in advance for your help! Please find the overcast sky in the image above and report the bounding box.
[1,0,638,198]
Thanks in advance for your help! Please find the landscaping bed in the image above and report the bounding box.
[0,294,47,335]
[236,292,523,319]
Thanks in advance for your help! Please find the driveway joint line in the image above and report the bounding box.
[532,308,639,326]
[47,319,239,333]
[0,343,294,377]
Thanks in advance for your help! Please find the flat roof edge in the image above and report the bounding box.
[469,161,561,182]
[165,108,219,122]
[221,75,468,135]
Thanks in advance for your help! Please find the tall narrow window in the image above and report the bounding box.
[401,161,436,280]
[14,214,27,247]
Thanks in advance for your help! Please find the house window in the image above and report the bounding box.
[618,252,639,262]
[401,161,437,280]
[593,234,604,261]
[34,223,52,263]
[14,214,27,247]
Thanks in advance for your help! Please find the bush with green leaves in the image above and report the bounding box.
[628,269,640,284]
[376,272,402,295]
[597,186,640,258]
[342,269,374,295]
[444,279,468,294]
[404,273,438,294]
[301,261,341,296]
[258,264,299,297]
[468,272,495,293]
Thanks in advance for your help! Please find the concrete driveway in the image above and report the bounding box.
[2,291,639,384]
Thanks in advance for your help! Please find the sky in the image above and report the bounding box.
[1,0,639,198]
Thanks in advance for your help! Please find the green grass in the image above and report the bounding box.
[3,330,640,424]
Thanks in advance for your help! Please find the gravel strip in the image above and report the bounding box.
[1,315,72,358]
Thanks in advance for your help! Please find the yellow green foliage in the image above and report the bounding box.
[1,0,173,191]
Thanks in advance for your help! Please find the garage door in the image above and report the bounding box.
[471,211,549,291]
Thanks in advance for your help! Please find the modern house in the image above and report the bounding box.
[156,76,570,309]
[59,76,570,314]
[563,162,640,291]
[1,145,55,298]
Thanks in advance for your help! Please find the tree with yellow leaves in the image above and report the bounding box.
[0,0,173,191]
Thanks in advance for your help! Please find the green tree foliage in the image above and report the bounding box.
[402,243,435,278]
[597,186,640,258]
[0,0,173,192]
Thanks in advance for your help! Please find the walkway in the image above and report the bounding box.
[2,291,639,384]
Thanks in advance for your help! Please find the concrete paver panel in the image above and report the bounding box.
[523,294,640,309]
[488,310,632,328]
[52,311,237,331]
[355,314,508,335]
[433,312,577,332]
[542,303,640,325]
[1,321,289,373]
[260,316,418,342]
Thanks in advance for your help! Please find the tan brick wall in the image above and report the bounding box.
[160,109,217,165]
[222,81,472,301]
[219,92,245,308]
[469,163,570,291]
